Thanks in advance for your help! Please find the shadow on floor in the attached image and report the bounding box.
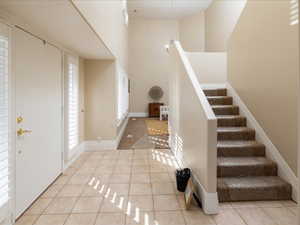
[118,117,170,150]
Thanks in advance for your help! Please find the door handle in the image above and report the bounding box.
[17,128,32,137]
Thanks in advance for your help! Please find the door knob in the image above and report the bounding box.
[17,128,32,137]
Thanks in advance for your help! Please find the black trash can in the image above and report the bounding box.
[175,168,191,192]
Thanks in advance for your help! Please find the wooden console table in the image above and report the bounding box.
[148,103,164,117]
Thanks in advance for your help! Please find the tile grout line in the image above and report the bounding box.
[61,154,90,225]
[95,152,119,225]
[148,150,157,225]
[233,206,253,225]
[31,155,88,225]
[20,149,297,225]
[124,152,133,225]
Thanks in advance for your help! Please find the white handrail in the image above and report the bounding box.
[169,40,216,121]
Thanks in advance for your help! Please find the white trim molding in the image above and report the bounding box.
[200,83,226,89]
[128,112,148,117]
[85,116,129,151]
[170,144,219,214]
[116,116,129,147]
[84,140,117,151]
[226,82,298,201]
[192,175,219,214]
[63,142,85,171]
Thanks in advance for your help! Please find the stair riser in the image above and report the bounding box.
[208,97,233,105]
[206,88,292,203]
[218,146,266,157]
[203,89,227,96]
[217,164,277,177]
[213,107,239,115]
[218,131,255,141]
[218,185,292,202]
[217,118,247,127]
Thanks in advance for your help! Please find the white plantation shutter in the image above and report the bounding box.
[67,57,79,151]
[0,23,9,220]
[117,66,129,123]
[122,0,129,26]
[290,0,298,25]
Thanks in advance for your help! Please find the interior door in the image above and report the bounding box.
[14,28,62,217]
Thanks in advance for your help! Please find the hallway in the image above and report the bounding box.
[16,149,297,225]
[118,118,169,150]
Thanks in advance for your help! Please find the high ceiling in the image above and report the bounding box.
[128,0,212,19]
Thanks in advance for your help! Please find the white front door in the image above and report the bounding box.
[14,28,63,217]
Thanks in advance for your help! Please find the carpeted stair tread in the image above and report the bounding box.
[216,115,245,119]
[217,127,255,141]
[217,157,277,177]
[203,88,227,96]
[203,88,292,202]
[216,115,247,127]
[217,141,265,157]
[212,105,239,115]
[217,176,292,202]
[207,96,233,105]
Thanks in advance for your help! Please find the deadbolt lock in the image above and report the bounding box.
[16,116,23,124]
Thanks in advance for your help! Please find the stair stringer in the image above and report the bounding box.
[226,82,298,201]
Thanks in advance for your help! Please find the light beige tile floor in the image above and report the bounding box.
[16,149,298,225]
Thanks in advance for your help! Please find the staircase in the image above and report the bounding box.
[204,88,292,202]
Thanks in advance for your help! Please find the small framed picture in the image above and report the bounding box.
[184,178,195,209]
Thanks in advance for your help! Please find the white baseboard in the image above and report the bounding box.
[84,140,117,151]
[169,135,219,214]
[128,112,148,117]
[116,116,129,147]
[200,83,226,89]
[226,82,298,201]
[63,142,85,171]
[192,175,219,214]
[85,116,129,151]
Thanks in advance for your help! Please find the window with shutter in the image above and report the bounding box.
[67,60,79,151]
[0,23,9,220]
[117,66,129,125]
[290,0,298,25]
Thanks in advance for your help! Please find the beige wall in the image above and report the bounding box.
[187,52,227,84]
[205,0,246,51]
[73,0,128,71]
[129,19,179,113]
[228,1,299,174]
[179,11,205,52]
[84,59,117,140]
